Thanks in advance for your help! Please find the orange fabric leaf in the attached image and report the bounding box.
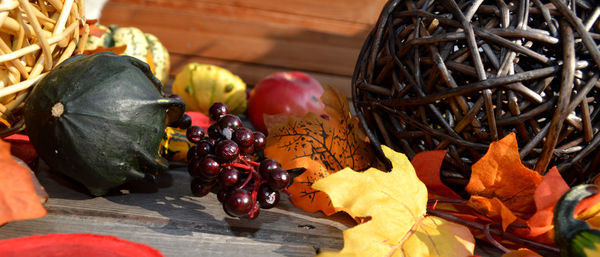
[467,196,517,231]
[285,159,337,215]
[88,23,108,37]
[525,166,570,238]
[411,150,462,199]
[0,139,46,225]
[265,84,378,215]
[466,132,542,218]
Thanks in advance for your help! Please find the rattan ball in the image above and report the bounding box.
[0,0,88,137]
[352,0,600,186]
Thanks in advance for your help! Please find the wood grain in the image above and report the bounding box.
[98,0,388,97]
[0,214,319,257]
[0,166,353,256]
[100,2,366,76]
[103,0,386,26]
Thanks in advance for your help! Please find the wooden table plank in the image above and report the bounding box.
[0,214,319,257]
[0,166,353,256]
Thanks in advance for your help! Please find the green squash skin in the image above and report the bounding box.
[24,52,185,196]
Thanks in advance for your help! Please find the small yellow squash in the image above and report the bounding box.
[172,63,247,115]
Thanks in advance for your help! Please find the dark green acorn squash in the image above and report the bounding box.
[24,52,185,196]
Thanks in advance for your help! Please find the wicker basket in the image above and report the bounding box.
[0,0,88,137]
[352,0,600,187]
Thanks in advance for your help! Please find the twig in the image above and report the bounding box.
[484,224,510,253]
[427,208,560,253]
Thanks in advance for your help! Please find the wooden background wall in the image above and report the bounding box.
[100,0,388,97]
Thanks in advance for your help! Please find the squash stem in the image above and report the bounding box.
[51,102,64,117]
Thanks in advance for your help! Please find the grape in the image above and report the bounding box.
[217,189,228,203]
[239,145,254,155]
[191,178,213,197]
[187,145,199,161]
[258,159,281,178]
[209,102,229,121]
[215,139,239,162]
[205,138,216,146]
[218,166,240,188]
[198,156,221,178]
[195,139,214,157]
[186,102,290,218]
[233,127,254,147]
[186,125,205,144]
[258,184,280,209]
[187,158,201,177]
[223,189,254,217]
[267,167,290,190]
[177,114,193,129]
[253,131,266,151]
[207,123,223,139]
[218,114,243,131]
[220,127,234,140]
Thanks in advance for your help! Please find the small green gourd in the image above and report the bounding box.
[24,52,184,196]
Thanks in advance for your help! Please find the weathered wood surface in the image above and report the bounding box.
[99,0,389,97]
[0,166,354,256]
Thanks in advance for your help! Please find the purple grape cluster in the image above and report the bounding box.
[183,102,290,219]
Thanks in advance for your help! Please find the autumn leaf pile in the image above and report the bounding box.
[264,85,600,256]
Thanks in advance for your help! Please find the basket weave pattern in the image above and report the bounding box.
[0,0,87,137]
[352,0,600,186]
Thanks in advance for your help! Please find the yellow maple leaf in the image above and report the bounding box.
[313,146,475,257]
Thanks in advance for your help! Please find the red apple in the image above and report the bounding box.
[247,72,325,134]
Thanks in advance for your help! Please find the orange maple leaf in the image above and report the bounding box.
[0,139,47,225]
[264,84,378,215]
[466,132,543,228]
[88,23,108,37]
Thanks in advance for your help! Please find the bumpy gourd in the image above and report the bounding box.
[172,63,247,115]
[84,25,170,86]
[24,52,184,196]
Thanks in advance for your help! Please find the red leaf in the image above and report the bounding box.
[525,166,569,238]
[3,134,37,168]
[411,150,462,199]
[0,233,164,257]
[185,111,212,131]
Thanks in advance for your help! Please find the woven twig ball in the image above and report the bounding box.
[352,0,600,186]
[0,0,87,137]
